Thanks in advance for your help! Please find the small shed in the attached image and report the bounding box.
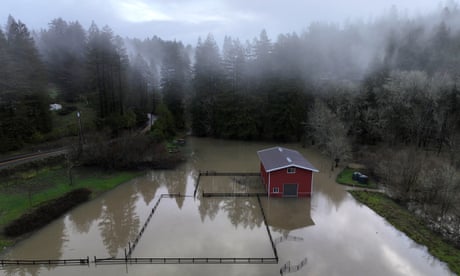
[257,147,319,197]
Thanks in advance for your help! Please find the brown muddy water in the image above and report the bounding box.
[0,138,455,276]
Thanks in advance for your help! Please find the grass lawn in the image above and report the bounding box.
[350,191,460,275]
[336,167,378,189]
[0,166,142,250]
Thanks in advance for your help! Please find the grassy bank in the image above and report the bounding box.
[0,166,142,249]
[336,167,378,189]
[350,191,460,274]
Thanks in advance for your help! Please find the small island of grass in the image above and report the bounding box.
[336,167,378,189]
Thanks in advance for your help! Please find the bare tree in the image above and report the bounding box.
[309,99,351,170]
[420,160,459,218]
[375,148,424,202]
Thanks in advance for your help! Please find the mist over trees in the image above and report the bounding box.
[1,0,460,248]
[2,4,460,146]
[0,16,51,152]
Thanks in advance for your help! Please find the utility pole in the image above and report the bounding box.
[76,111,83,158]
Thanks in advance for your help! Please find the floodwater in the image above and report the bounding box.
[0,138,455,276]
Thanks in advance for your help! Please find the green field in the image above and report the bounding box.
[0,166,142,249]
[350,191,460,275]
[336,167,378,188]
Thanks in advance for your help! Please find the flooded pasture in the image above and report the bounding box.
[0,138,455,275]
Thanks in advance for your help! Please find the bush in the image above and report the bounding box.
[4,188,91,237]
[80,133,183,169]
[29,132,45,143]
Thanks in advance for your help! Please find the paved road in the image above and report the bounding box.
[0,148,68,170]
[141,114,157,134]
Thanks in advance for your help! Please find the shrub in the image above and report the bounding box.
[4,188,91,237]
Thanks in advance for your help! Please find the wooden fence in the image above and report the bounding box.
[257,195,278,260]
[1,191,284,270]
[202,192,266,197]
[94,257,278,265]
[126,193,183,257]
[198,171,260,177]
[194,171,262,197]
[0,257,89,266]
[0,256,278,267]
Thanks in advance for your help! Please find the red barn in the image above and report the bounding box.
[257,147,319,197]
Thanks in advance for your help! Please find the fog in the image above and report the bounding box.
[1,1,460,270]
[0,0,444,45]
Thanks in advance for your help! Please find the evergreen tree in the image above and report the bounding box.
[191,34,224,136]
[161,41,190,131]
[0,16,50,151]
[40,18,87,102]
[87,23,128,122]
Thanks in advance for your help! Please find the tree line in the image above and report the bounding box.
[0,16,192,152]
[1,2,460,247]
[0,16,51,151]
[2,6,460,151]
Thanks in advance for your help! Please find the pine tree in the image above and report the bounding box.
[191,34,224,136]
[161,41,190,130]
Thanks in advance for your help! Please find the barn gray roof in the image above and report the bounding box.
[257,147,319,173]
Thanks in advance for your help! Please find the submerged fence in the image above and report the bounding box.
[198,171,260,177]
[0,257,89,267]
[195,171,264,198]
[1,189,285,270]
[94,257,278,265]
[1,256,279,267]
[126,193,183,258]
[280,258,308,275]
[257,195,279,260]
[202,192,266,197]
[273,235,304,245]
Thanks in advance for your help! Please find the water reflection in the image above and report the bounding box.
[67,199,103,234]
[0,137,455,276]
[2,219,67,276]
[162,167,188,209]
[142,164,189,209]
[222,197,264,229]
[198,197,220,222]
[198,196,265,229]
[98,184,140,257]
[262,197,314,235]
[137,171,162,205]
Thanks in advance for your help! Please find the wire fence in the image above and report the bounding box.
[0,257,89,267]
[1,182,286,271]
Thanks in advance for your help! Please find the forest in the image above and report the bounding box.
[0,4,459,245]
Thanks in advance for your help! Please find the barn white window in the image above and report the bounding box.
[287,167,296,174]
[273,187,279,193]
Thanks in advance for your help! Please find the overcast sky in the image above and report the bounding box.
[1,0,445,45]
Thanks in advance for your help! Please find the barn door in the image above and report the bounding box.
[283,184,298,197]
